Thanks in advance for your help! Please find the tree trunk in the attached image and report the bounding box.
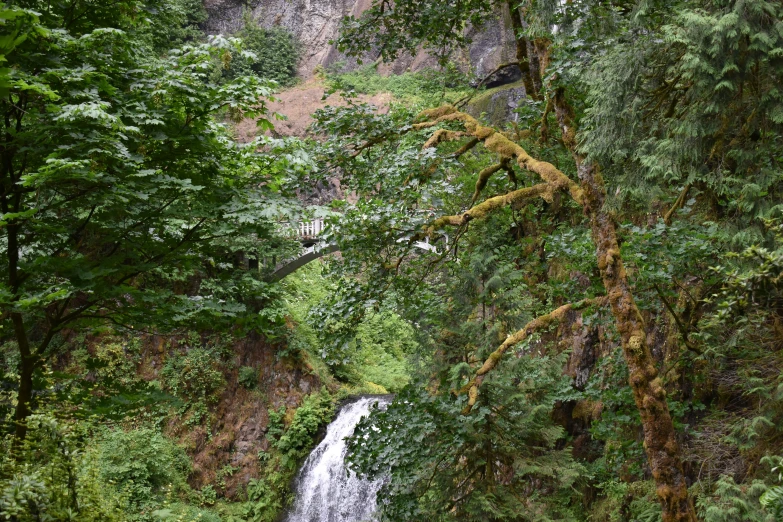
[548,84,697,520]
[507,1,540,101]
[578,162,697,522]
[14,355,34,443]
[11,312,35,446]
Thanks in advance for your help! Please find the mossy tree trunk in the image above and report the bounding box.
[578,162,696,522]
[417,100,697,521]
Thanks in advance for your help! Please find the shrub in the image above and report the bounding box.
[95,428,191,511]
[238,366,258,389]
[162,348,225,404]
[696,475,773,522]
[0,415,126,522]
[275,391,333,468]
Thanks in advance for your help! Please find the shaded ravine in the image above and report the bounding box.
[285,395,392,522]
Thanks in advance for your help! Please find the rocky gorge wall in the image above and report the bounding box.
[202,0,520,81]
[137,330,326,498]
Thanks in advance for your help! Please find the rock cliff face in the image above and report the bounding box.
[464,81,527,126]
[203,0,518,81]
[137,331,324,498]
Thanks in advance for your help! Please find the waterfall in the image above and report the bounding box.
[285,395,391,522]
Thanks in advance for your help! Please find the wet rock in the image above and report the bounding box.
[464,82,526,127]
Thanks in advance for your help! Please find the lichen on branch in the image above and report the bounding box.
[460,298,606,414]
[415,105,584,204]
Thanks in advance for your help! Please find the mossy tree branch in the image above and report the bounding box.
[460,298,605,414]
[415,105,584,204]
[430,183,553,231]
[417,99,697,521]
[471,158,509,203]
[552,82,697,519]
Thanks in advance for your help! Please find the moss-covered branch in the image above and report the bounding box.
[453,137,480,158]
[471,159,509,203]
[460,298,604,413]
[415,105,584,204]
[430,183,553,231]
[422,128,468,149]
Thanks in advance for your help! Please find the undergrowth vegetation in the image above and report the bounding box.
[226,13,301,86]
[324,64,473,107]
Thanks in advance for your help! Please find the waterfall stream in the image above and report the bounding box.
[285,395,391,522]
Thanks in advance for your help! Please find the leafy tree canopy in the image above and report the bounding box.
[0,0,313,441]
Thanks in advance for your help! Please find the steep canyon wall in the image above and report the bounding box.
[203,0,519,81]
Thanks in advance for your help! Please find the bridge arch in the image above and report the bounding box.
[269,242,339,281]
[270,218,446,281]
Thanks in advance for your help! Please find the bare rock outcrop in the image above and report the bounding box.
[203,0,518,81]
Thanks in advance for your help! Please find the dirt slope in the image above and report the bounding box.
[237,78,391,141]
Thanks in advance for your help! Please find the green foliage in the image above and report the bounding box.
[266,405,287,441]
[0,0,313,440]
[580,0,783,225]
[696,475,774,522]
[227,14,300,86]
[760,457,783,520]
[351,311,416,392]
[94,428,191,514]
[237,478,281,521]
[326,64,472,106]
[591,480,661,522]
[704,220,783,326]
[4,0,783,520]
[215,391,334,522]
[238,366,258,389]
[162,348,226,405]
[281,261,416,390]
[142,0,208,53]
[274,390,333,468]
[583,347,647,481]
[336,0,495,66]
[0,415,126,521]
[348,354,584,521]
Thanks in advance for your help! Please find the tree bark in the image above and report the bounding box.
[552,91,697,521]
[419,100,698,521]
[578,163,696,521]
[11,312,35,445]
[507,1,540,100]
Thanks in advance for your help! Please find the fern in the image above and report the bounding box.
[697,475,771,522]
[760,486,783,520]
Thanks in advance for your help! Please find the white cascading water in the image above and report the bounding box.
[285,395,391,522]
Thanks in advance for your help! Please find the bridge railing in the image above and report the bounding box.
[297,217,325,240]
[279,217,327,241]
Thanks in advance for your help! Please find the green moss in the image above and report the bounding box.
[465,81,525,126]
